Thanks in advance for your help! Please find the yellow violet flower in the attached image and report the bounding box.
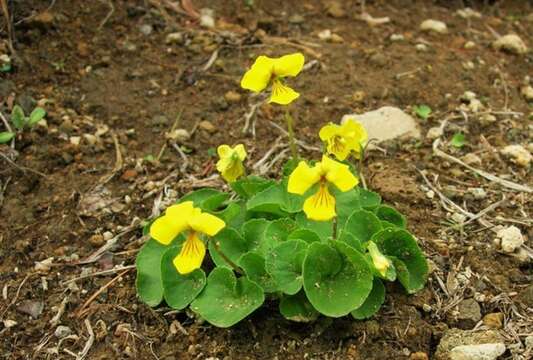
[319,119,368,161]
[150,201,225,274]
[240,53,305,105]
[216,144,247,183]
[288,155,358,221]
[367,241,391,277]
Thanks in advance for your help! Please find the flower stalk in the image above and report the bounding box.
[285,108,298,160]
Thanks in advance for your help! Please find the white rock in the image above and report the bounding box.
[165,32,184,45]
[426,126,443,140]
[54,325,72,338]
[69,136,81,146]
[420,19,448,34]
[461,153,482,165]
[464,41,476,49]
[451,212,467,225]
[450,343,505,360]
[469,187,486,200]
[318,29,332,41]
[83,134,97,146]
[103,231,114,241]
[415,43,429,52]
[478,113,496,126]
[462,91,477,101]
[390,34,405,42]
[341,106,421,145]
[456,8,482,19]
[199,8,215,28]
[492,34,528,55]
[3,319,17,328]
[525,335,533,349]
[521,85,533,101]
[497,226,524,253]
[500,145,532,167]
[165,129,190,143]
[468,99,483,112]
[34,257,54,272]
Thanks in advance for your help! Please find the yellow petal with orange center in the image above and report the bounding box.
[321,155,358,192]
[150,201,194,245]
[188,212,226,236]
[173,233,206,274]
[303,184,336,221]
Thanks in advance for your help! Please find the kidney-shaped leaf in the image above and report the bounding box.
[376,205,406,228]
[208,228,252,268]
[179,188,229,211]
[238,251,278,293]
[136,239,168,307]
[344,210,383,244]
[279,291,319,323]
[265,239,308,295]
[190,267,264,328]
[161,246,206,310]
[351,277,385,320]
[303,241,373,317]
[372,228,428,294]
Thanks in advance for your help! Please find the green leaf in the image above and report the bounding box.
[190,267,264,327]
[358,188,381,210]
[295,212,333,241]
[246,181,304,216]
[28,107,46,126]
[179,188,229,211]
[338,230,364,253]
[231,176,276,200]
[334,188,363,229]
[376,205,406,228]
[161,246,206,310]
[213,201,246,229]
[259,218,298,255]
[136,239,168,307]
[414,105,431,120]
[282,158,299,176]
[241,218,270,251]
[302,241,373,317]
[208,228,251,268]
[0,131,15,144]
[450,132,466,148]
[372,229,428,294]
[287,228,321,244]
[11,105,25,130]
[279,291,319,322]
[344,210,383,245]
[238,252,278,293]
[351,278,385,320]
[265,239,308,295]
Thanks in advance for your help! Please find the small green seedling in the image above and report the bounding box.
[0,105,47,144]
[450,132,466,148]
[414,105,432,120]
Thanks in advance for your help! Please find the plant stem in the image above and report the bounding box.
[284,108,298,160]
[332,217,337,240]
[212,239,243,275]
[358,155,367,189]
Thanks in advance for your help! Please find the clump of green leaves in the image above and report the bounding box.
[450,132,466,148]
[0,105,47,144]
[135,166,429,327]
[414,104,432,120]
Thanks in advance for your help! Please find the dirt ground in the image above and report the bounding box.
[0,0,532,359]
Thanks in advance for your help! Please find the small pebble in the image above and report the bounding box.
[103,231,114,241]
[55,325,72,338]
[390,34,405,42]
[497,226,524,253]
[482,313,503,329]
[492,34,528,55]
[461,153,482,165]
[89,234,105,247]
[420,19,448,34]
[500,145,532,167]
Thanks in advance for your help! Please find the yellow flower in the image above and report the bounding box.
[319,119,368,161]
[240,53,305,105]
[216,144,247,182]
[150,201,225,274]
[367,241,391,277]
[287,155,358,221]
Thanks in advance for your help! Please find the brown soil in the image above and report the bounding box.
[1,0,531,359]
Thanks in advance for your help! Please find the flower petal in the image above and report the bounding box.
[189,212,226,236]
[318,123,340,141]
[240,56,274,92]
[234,144,247,161]
[269,79,299,105]
[367,241,391,277]
[173,233,206,274]
[217,144,232,158]
[220,161,245,182]
[322,155,358,191]
[303,185,336,221]
[287,161,321,195]
[150,202,194,245]
[342,118,368,156]
[272,53,305,77]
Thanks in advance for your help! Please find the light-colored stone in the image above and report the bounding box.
[492,34,528,55]
[482,313,503,329]
[224,90,242,103]
[415,43,429,52]
[461,153,482,165]
[420,19,448,34]
[456,8,482,19]
[34,257,54,272]
[462,91,477,101]
[69,136,81,146]
[199,120,216,133]
[166,129,190,143]
[497,226,524,253]
[165,32,184,45]
[390,34,405,42]
[199,8,215,28]
[3,319,17,328]
[521,85,533,101]
[103,231,114,241]
[500,144,532,167]
[435,329,504,360]
[449,343,505,360]
[464,41,476,49]
[469,187,487,200]
[341,106,421,145]
[55,325,72,338]
[318,29,332,41]
[426,126,443,140]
